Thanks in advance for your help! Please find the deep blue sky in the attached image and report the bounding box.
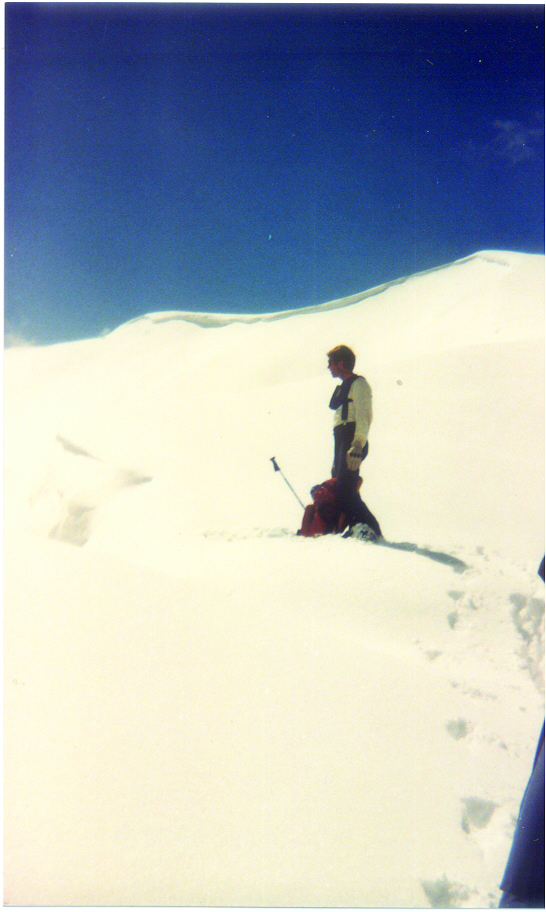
[5,2,545,344]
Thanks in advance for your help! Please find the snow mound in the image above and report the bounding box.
[4,251,544,906]
[113,249,541,333]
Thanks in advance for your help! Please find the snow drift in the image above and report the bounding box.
[4,250,545,906]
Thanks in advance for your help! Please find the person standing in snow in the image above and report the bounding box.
[327,345,382,539]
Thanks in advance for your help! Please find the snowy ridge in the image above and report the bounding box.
[4,250,544,906]
[117,250,534,331]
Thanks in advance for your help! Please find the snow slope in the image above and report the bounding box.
[4,250,545,907]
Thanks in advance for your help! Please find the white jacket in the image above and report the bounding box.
[332,375,373,449]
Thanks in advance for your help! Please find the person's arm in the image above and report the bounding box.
[350,377,372,449]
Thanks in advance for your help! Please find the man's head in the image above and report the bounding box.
[327,345,356,379]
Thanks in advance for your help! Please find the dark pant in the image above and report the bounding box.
[333,424,382,537]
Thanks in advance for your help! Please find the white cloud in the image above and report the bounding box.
[457,116,544,166]
[491,118,543,164]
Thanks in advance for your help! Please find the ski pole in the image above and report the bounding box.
[270,457,305,508]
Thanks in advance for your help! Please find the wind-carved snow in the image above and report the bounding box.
[27,435,152,546]
[119,249,519,331]
[4,250,544,907]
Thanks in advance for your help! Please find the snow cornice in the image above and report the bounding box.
[119,250,540,332]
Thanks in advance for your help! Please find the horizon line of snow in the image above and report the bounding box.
[121,249,532,332]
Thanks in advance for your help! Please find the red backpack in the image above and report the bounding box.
[299,478,346,537]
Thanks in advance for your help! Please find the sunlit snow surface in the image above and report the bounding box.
[4,251,544,906]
